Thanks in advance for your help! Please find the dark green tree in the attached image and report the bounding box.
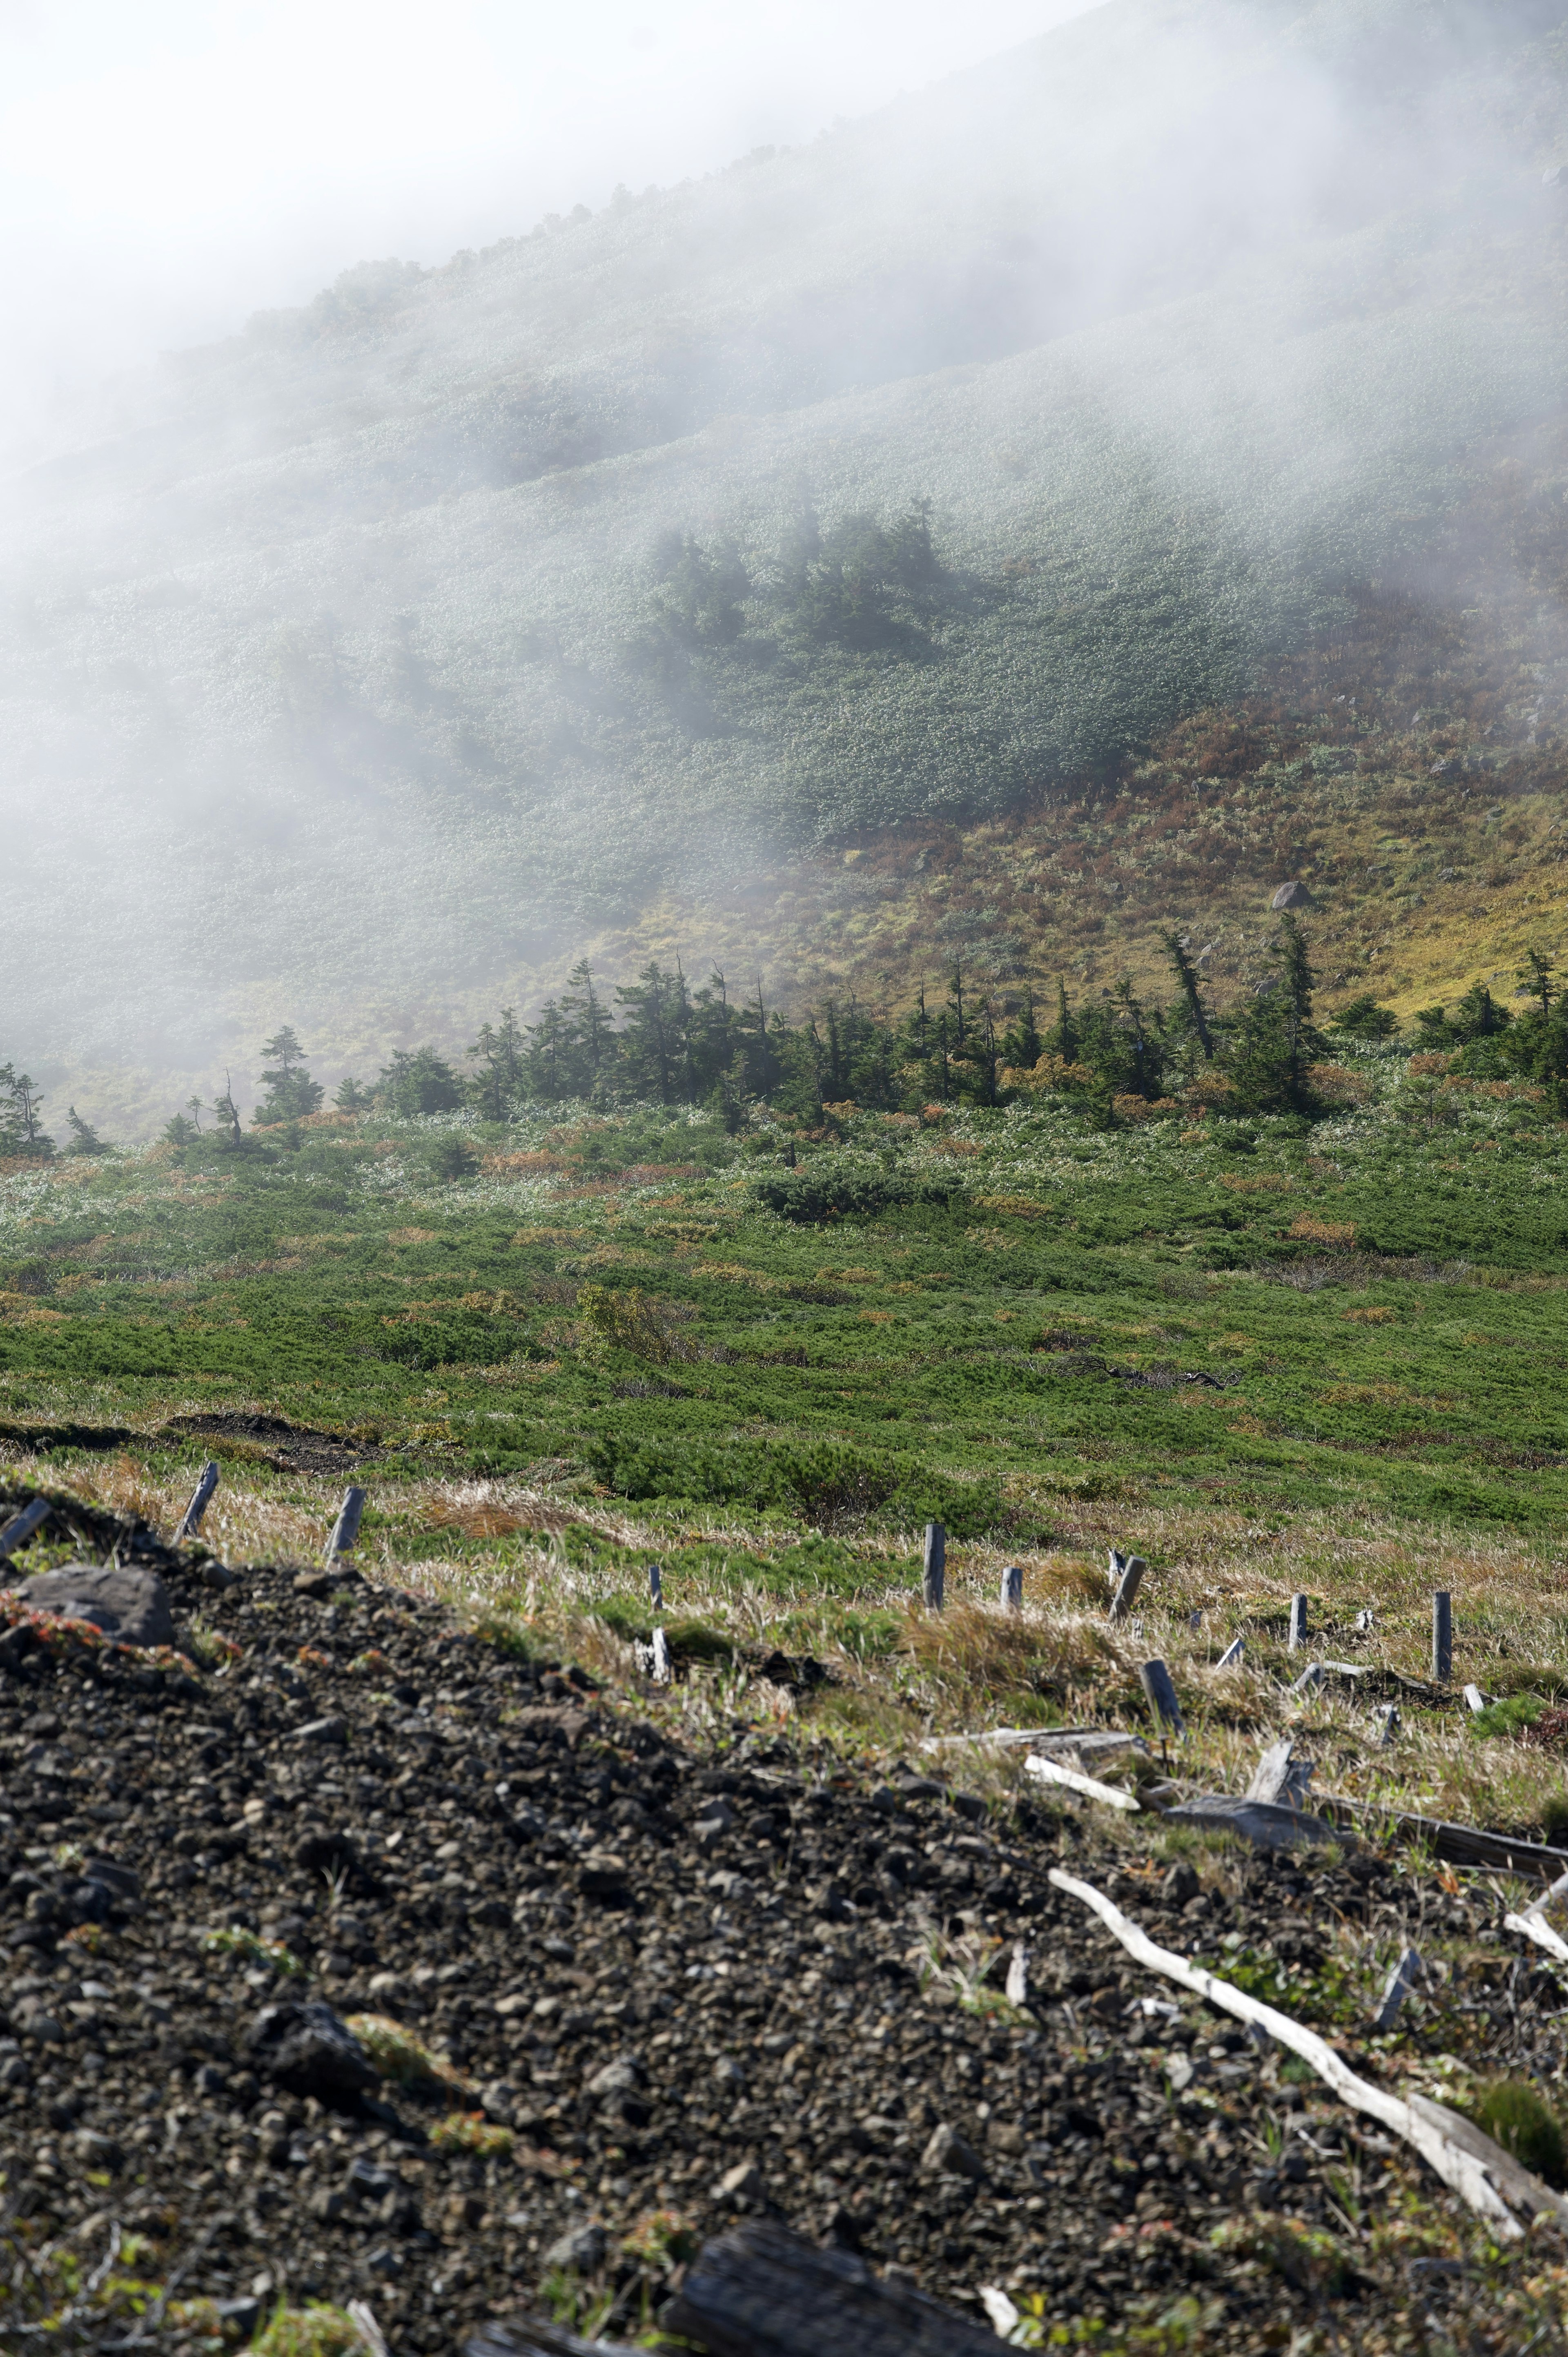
[467,1007,527,1117]
[334,1075,372,1113]
[254,1027,323,1124]
[1328,995,1399,1039]
[1519,948,1558,1019]
[1000,988,1042,1072]
[616,963,693,1104]
[213,1074,243,1146]
[0,1066,52,1157]
[1160,930,1214,1056]
[1048,978,1080,1064]
[65,1107,108,1156]
[376,1047,463,1115]
[1228,914,1325,1112]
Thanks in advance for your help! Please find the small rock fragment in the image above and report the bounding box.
[543,2221,606,2272]
[922,2122,984,2179]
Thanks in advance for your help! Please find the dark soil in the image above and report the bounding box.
[2,1493,1567,2354]
[158,1414,383,1476]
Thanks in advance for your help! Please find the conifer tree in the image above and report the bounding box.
[254,1027,324,1123]
[65,1106,108,1156]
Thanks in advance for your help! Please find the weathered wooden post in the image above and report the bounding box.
[1001,1565,1023,1613]
[324,1486,367,1565]
[1215,1636,1244,1670]
[1432,1592,1452,1684]
[1108,1555,1146,1623]
[0,1498,50,1563]
[1139,1658,1183,1735]
[1004,1942,1029,2006]
[174,1461,220,1543]
[923,1523,945,1612]
[1370,1947,1422,2033]
[648,1562,664,1609]
[1288,1594,1309,1652]
[651,1627,671,1684]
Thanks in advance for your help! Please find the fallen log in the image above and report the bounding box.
[1329,1798,1568,1881]
[1024,1754,1140,1810]
[1505,1866,1568,1968]
[1047,1864,1543,2234]
[470,2220,1002,2357]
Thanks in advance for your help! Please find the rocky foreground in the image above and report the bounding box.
[1,1498,1566,2353]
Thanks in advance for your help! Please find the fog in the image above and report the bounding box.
[3,0,1566,1135]
[0,0,1088,455]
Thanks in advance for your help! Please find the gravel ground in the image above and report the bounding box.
[2,1515,1568,2354]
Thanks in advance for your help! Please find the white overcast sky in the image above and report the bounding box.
[0,0,1095,449]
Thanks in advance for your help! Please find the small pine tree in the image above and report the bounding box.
[334,1075,372,1113]
[254,1027,324,1124]
[65,1106,108,1156]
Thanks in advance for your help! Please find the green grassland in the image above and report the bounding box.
[2,1064,1565,1545]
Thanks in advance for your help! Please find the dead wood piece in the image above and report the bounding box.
[662,2218,1002,2357]
[467,2321,623,2357]
[1332,1799,1568,1880]
[1408,2096,1568,2232]
[1370,1946,1422,2032]
[1246,1739,1296,1805]
[1024,1755,1140,1810]
[1047,1866,1530,2234]
[1504,1866,1568,1966]
[1161,1794,1339,1849]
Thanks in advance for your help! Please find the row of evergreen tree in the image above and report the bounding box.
[6,926,1564,1163]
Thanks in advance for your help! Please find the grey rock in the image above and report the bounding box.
[82,1857,140,1901]
[922,2121,985,2179]
[693,1800,734,1844]
[1270,880,1312,910]
[712,2055,745,2088]
[13,1566,174,1650]
[717,2159,766,2202]
[543,2221,606,2272]
[248,2000,379,2096]
[586,2058,640,2098]
[290,1717,348,1746]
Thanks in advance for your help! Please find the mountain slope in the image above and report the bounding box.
[4,0,1568,1108]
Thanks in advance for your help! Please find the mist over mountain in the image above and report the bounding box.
[5,0,1568,1117]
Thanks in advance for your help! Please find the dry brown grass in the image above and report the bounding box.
[6,1441,1568,1836]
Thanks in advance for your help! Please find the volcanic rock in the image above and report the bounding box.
[12,1565,175,1648]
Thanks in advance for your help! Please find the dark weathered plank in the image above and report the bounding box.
[664,2219,1002,2357]
[470,2223,1001,2357]
[1335,1800,1568,1881]
[467,2321,622,2357]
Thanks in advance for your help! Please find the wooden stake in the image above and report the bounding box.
[1000,1565,1023,1613]
[174,1461,220,1543]
[1108,1556,1146,1623]
[1139,1658,1183,1735]
[1215,1637,1244,1669]
[1370,1946,1422,2033]
[1288,1594,1309,1652]
[1432,1591,1452,1684]
[0,1498,50,1563]
[651,1628,671,1684]
[324,1486,367,1563]
[922,1523,945,1612]
[648,1562,664,1608]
